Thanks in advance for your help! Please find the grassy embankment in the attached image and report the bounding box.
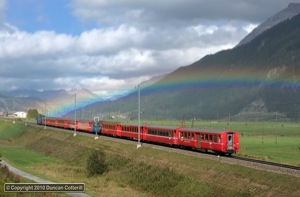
[0,120,300,196]
[0,121,67,197]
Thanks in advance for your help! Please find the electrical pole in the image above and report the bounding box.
[137,84,141,149]
[74,93,77,136]
[44,98,46,129]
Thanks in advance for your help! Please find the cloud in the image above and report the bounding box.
[70,0,295,26]
[0,21,254,95]
[2,0,298,97]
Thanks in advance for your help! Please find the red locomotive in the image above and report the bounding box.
[37,116,239,155]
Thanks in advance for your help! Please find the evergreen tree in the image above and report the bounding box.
[27,109,39,119]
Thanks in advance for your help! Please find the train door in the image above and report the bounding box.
[227,133,233,150]
[196,133,201,148]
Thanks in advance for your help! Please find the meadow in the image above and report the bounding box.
[1,119,300,196]
[0,120,28,139]
[111,118,300,165]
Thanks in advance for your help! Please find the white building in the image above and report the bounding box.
[13,112,27,118]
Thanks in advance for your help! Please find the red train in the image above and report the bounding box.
[37,116,239,155]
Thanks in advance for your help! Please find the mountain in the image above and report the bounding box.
[0,96,45,115]
[238,3,300,46]
[151,11,300,120]
[0,89,99,116]
[139,74,167,87]
[81,9,300,121]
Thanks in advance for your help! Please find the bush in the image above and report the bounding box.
[86,149,107,177]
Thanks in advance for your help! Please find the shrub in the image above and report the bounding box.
[86,149,107,177]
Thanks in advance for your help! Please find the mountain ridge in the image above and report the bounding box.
[237,2,300,46]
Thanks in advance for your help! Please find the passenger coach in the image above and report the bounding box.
[178,127,239,155]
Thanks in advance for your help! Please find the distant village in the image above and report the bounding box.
[0,111,27,118]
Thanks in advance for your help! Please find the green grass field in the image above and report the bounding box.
[238,135,300,165]
[1,119,300,196]
[1,146,60,168]
[0,120,27,139]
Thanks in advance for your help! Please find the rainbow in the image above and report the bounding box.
[47,70,300,117]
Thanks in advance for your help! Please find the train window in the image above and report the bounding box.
[213,135,217,142]
[218,136,221,143]
[209,135,212,141]
[191,133,194,139]
[200,134,204,140]
[205,134,208,141]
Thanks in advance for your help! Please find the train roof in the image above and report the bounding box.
[144,124,181,130]
[119,123,181,130]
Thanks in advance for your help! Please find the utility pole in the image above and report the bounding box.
[44,98,47,129]
[137,84,141,149]
[12,98,15,124]
[74,93,77,136]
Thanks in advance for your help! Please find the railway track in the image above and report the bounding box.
[17,121,300,178]
[232,156,300,171]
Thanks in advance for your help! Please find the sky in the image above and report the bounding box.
[1,0,299,98]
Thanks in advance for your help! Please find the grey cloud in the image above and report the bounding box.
[71,0,300,27]
[1,0,296,97]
